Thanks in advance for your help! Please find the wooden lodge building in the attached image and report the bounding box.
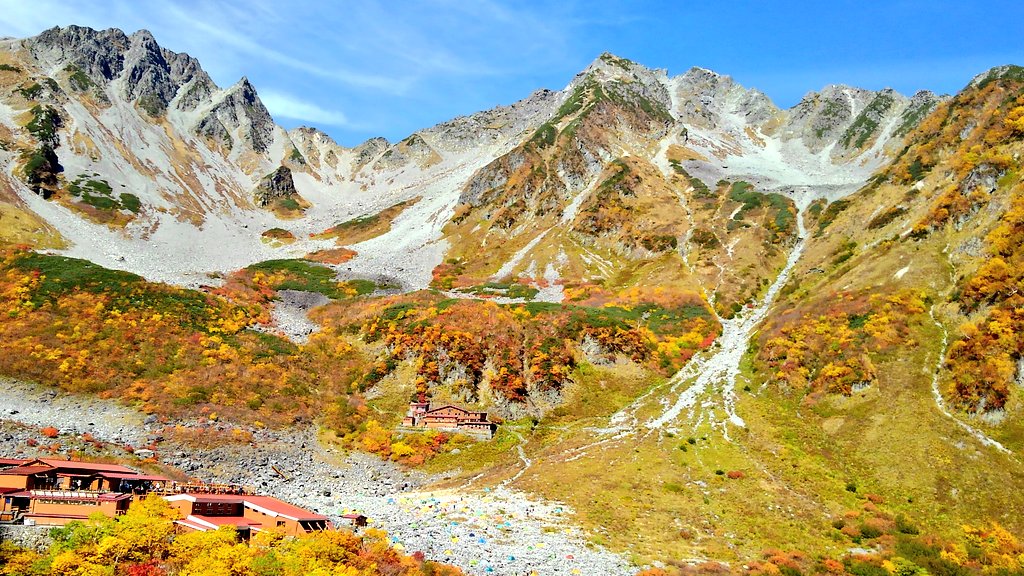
[400,402,496,439]
[0,458,168,526]
[0,457,350,537]
[164,493,334,538]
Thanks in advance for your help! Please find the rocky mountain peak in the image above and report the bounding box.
[574,53,667,88]
[669,66,779,129]
[680,65,730,87]
[562,53,672,127]
[782,84,901,151]
[967,64,1024,89]
[252,165,297,207]
[289,126,338,148]
[351,136,390,167]
[584,52,647,74]
[194,75,274,153]
[26,25,129,85]
[121,29,178,113]
[24,25,214,118]
[127,28,158,49]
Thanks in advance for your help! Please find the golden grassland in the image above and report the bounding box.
[312,198,420,246]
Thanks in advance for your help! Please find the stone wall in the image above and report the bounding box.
[394,425,493,441]
[0,524,52,551]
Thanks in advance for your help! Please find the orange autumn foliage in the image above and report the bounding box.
[0,247,367,428]
[314,289,719,405]
[945,186,1024,412]
[758,290,927,397]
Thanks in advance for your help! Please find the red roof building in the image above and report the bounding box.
[400,403,496,438]
[164,493,333,538]
[1,458,343,536]
[0,458,168,525]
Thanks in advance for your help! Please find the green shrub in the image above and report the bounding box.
[22,145,60,195]
[277,197,301,211]
[81,192,118,210]
[867,206,907,229]
[65,64,94,91]
[66,176,138,213]
[18,82,43,99]
[458,282,540,301]
[895,514,920,535]
[641,234,678,252]
[848,313,870,329]
[817,199,852,234]
[529,122,557,148]
[691,228,719,248]
[845,560,889,576]
[137,94,165,117]
[119,193,141,213]
[245,259,375,300]
[333,213,379,230]
[859,522,884,539]
[26,105,61,145]
[10,252,141,303]
[907,158,928,182]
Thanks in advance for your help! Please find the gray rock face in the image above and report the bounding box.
[253,165,297,206]
[121,29,210,116]
[289,126,337,154]
[26,26,213,118]
[894,90,943,137]
[669,67,783,131]
[174,77,215,111]
[26,25,129,85]
[423,88,561,153]
[372,132,438,171]
[195,77,275,153]
[785,85,872,151]
[459,147,528,207]
[25,25,273,156]
[352,136,390,167]
[571,52,673,116]
[735,88,778,126]
[675,67,740,128]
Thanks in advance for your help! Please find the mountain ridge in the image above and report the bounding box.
[0,25,933,290]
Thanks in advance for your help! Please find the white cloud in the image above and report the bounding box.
[259,90,348,127]
[161,3,414,94]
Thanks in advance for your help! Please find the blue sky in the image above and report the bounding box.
[2,0,1022,147]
